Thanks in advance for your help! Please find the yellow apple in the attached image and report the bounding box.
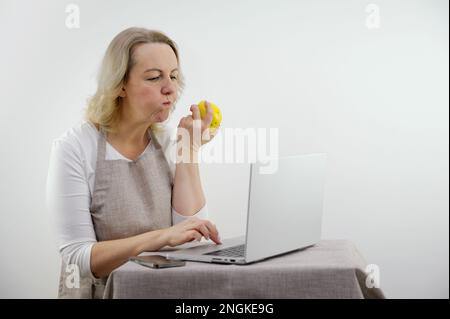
[197,100,222,129]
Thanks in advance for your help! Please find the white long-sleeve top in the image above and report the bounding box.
[45,120,207,279]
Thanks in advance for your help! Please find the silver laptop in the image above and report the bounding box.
[164,153,327,264]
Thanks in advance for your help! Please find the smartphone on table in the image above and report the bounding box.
[129,255,186,269]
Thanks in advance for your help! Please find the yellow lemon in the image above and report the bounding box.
[197,100,222,129]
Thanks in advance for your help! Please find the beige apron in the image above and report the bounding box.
[58,126,173,298]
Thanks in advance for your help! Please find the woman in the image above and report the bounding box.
[46,27,221,298]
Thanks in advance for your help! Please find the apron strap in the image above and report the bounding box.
[97,126,107,162]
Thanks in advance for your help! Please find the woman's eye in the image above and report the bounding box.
[147,76,178,81]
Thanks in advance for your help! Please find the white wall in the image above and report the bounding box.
[0,0,448,298]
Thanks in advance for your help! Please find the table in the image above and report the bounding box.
[102,240,385,299]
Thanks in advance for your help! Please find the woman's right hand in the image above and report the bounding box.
[163,217,222,247]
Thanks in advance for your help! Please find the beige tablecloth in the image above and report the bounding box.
[102,240,385,299]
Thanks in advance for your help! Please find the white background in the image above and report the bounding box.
[0,0,448,298]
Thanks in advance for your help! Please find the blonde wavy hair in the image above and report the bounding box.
[84,27,185,133]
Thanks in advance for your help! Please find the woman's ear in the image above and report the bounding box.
[119,87,126,98]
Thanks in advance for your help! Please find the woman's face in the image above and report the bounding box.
[121,42,179,124]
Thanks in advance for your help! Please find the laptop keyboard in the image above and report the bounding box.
[204,244,246,257]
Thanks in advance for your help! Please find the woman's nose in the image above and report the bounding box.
[161,76,176,94]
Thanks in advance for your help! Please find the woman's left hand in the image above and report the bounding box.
[177,101,218,154]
